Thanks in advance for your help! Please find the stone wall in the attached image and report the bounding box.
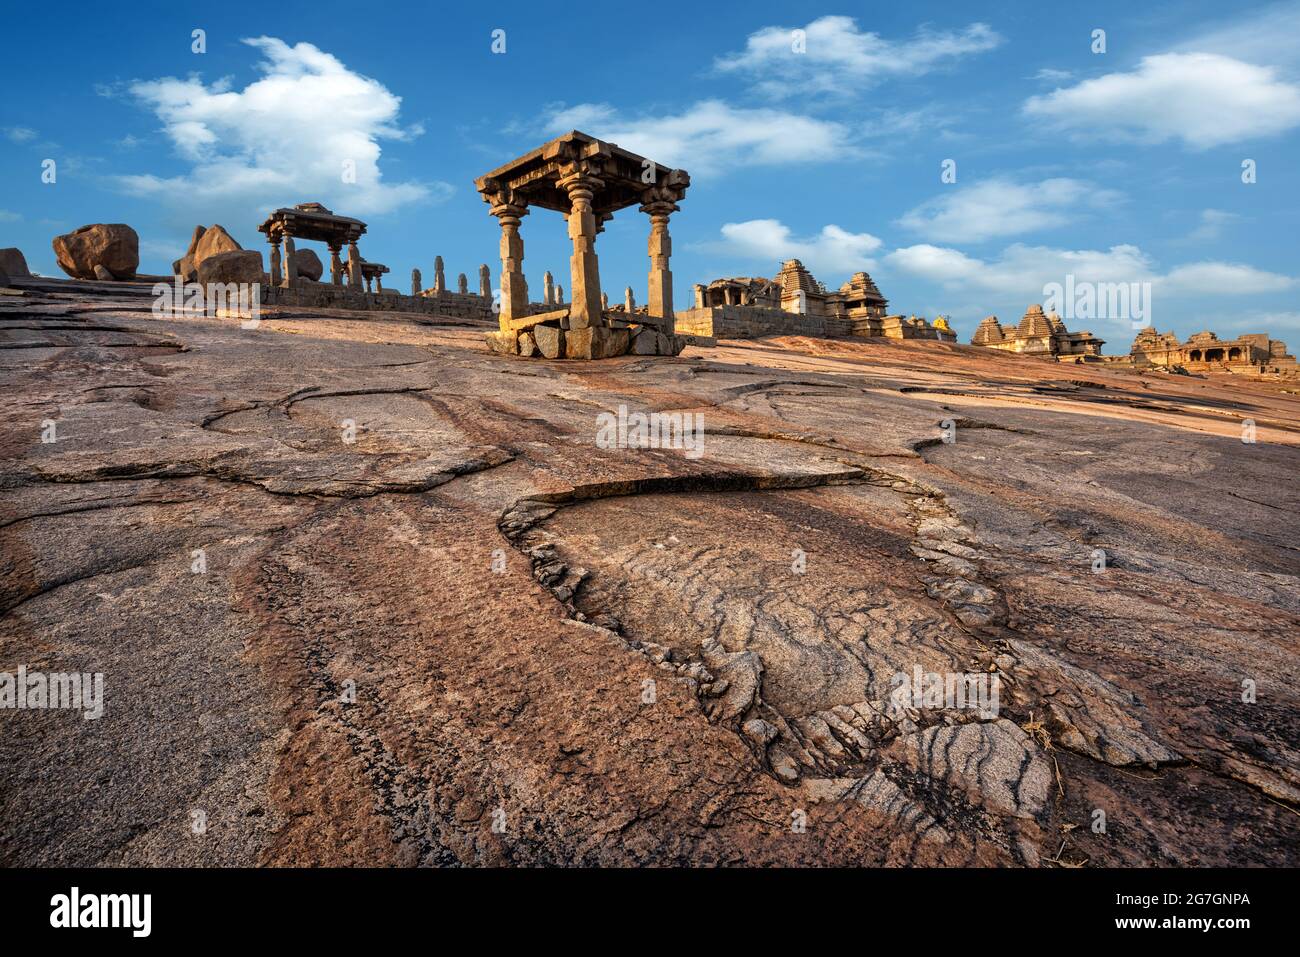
[263,283,497,321]
[676,304,856,339]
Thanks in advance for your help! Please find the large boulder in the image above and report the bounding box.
[52,224,139,280]
[0,247,31,278]
[172,225,206,277]
[293,248,323,281]
[196,249,264,287]
[175,224,242,282]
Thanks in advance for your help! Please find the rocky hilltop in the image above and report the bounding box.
[1,277,1297,866]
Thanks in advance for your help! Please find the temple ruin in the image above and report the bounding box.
[970,305,1104,359]
[1129,327,1296,375]
[258,202,367,289]
[676,260,955,342]
[475,130,691,359]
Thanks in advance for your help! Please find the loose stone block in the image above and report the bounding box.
[631,327,659,355]
[485,330,519,355]
[566,326,630,359]
[533,324,564,359]
[518,331,539,358]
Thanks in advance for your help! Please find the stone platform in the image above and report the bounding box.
[485,307,686,359]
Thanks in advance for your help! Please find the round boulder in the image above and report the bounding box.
[53,224,140,280]
[293,248,324,282]
[196,249,265,286]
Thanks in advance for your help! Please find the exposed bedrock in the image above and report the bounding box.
[0,282,1296,866]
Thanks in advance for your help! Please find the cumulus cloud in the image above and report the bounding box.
[714,16,1002,98]
[543,100,855,176]
[1023,52,1300,148]
[118,37,443,219]
[697,219,883,276]
[886,242,1294,326]
[898,178,1122,243]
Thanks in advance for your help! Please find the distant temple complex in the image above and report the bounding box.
[970,305,1104,359]
[1129,328,1295,374]
[677,260,955,342]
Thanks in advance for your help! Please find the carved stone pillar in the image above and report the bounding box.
[693,283,705,309]
[457,273,467,295]
[478,264,491,299]
[543,270,554,306]
[375,273,383,292]
[641,196,677,330]
[283,234,298,288]
[346,242,362,290]
[491,203,529,329]
[433,256,445,295]
[328,244,344,286]
[560,170,604,330]
[625,286,635,312]
[269,240,282,286]
[411,268,422,297]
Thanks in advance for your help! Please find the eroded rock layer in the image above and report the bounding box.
[1,278,1296,866]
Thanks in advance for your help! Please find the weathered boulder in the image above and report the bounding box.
[52,224,139,280]
[176,225,242,281]
[293,248,324,282]
[0,247,31,277]
[171,226,206,277]
[0,265,9,287]
[196,249,264,287]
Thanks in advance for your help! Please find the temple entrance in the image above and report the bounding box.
[1189,349,1202,362]
[1206,348,1224,362]
[1229,347,1242,361]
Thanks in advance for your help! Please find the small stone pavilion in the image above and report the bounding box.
[257,202,368,288]
[475,130,691,359]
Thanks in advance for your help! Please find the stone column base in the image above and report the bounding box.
[485,321,685,360]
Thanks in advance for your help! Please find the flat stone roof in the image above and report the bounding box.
[474,130,688,216]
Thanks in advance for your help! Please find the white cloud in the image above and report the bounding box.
[715,16,1002,98]
[118,37,443,219]
[697,219,883,276]
[1024,52,1300,148]
[1032,68,1073,83]
[5,127,37,143]
[898,178,1121,243]
[1174,1,1300,69]
[1212,310,1300,333]
[886,242,1294,327]
[544,100,855,176]
[1163,261,1295,294]
[1188,208,1239,241]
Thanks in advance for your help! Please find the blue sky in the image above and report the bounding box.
[3,0,1298,348]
